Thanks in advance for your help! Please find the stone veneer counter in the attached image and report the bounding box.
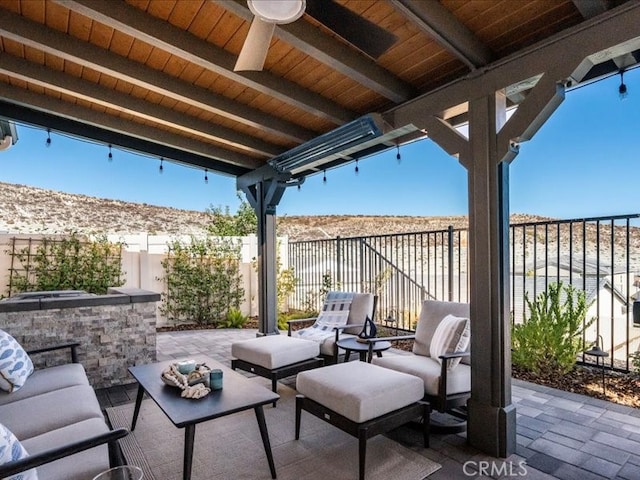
[0,287,159,388]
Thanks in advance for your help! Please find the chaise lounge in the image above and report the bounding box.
[231,291,376,397]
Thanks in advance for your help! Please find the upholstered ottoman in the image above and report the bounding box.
[231,335,323,402]
[295,361,429,480]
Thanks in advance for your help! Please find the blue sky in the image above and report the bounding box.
[0,67,638,219]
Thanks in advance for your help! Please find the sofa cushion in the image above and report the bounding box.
[0,364,89,407]
[0,385,104,440]
[0,330,34,393]
[21,418,109,480]
[412,300,470,363]
[372,354,471,397]
[296,361,423,423]
[0,422,38,480]
[342,293,375,334]
[429,314,470,370]
[317,333,356,356]
[231,335,319,369]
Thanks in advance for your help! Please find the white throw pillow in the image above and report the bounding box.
[0,330,34,393]
[0,422,38,479]
[429,314,470,371]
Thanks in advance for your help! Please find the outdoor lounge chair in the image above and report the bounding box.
[288,291,377,364]
[369,299,470,432]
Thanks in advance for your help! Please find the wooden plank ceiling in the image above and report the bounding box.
[0,0,632,179]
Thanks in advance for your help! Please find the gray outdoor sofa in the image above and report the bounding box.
[0,341,128,480]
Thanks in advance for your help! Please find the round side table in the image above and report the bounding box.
[336,337,391,363]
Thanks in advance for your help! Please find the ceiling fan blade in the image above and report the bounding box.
[234,17,276,71]
[306,0,397,59]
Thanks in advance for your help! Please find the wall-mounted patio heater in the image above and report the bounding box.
[269,114,385,174]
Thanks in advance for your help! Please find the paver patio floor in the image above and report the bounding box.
[97,329,640,479]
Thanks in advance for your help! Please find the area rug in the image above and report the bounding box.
[106,378,440,480]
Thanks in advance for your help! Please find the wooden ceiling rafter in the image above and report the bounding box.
[389,0,493,70]
[215,0,415,103]
[0,0,638,181]
[52,0,356,124]
[0,8,315,144]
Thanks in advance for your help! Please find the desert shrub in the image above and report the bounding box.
[8,233,124,295]
[160,236,244,326]
[206,196,257,236]
[512,281,594,375]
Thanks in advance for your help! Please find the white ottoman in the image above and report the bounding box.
[231,335,323,402]
[295,361,429,480]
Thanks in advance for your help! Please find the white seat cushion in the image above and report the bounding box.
[21,418,110,480]
[231,335,319,370]
[0,364,90,407]
[372,354,470,397]
[296,361,423,423]
[0,385,104,440]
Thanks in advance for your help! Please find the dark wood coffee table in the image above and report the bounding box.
[336,337,391,363]
[128,357,279,480]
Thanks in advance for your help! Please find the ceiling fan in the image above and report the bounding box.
[234,0,306,72]
[233,0,398,72]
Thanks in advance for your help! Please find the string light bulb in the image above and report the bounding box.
[396,145,401,163]
[354,159,359,175]
[619,70,628,99]
[204,169,209,184]
[323,170,327,184]
[107,144,113,162]
[159,158,164,174]
[45,129,51,148]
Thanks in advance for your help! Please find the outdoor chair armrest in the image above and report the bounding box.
[27,342,81,363]
[325,324,367,364]
[0,428,129,478]
[368,334,416,343]
[287,317,317,336]
[366,335,416,359]
[438,351,470,361]
[437,351,471,410]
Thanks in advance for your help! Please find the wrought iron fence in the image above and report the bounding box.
[288,214,640,371]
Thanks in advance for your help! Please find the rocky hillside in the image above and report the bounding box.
[0,181,554,241]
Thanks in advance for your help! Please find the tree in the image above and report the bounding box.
[206,194,257,236]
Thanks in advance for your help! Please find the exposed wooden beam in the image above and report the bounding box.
[572,0,608,19]
[0,55,283,159]
[422,116,469,163]
[54,0,355,125]
[216,0,415,103]
[0,83,261,172]
[389,1,640,130]
[389,0,493,70]
[0,9,315,145]
[498,74,565,147]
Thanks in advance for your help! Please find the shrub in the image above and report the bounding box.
[160,236,244,326]
[277,309,318,331]
[512,281,594,375]
[219,307,248,328]
[8,233,125,295]
[631,351,640,374]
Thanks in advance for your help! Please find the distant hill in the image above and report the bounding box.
[0,181,553,241]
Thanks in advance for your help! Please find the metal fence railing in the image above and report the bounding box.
[288,214,640,371]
